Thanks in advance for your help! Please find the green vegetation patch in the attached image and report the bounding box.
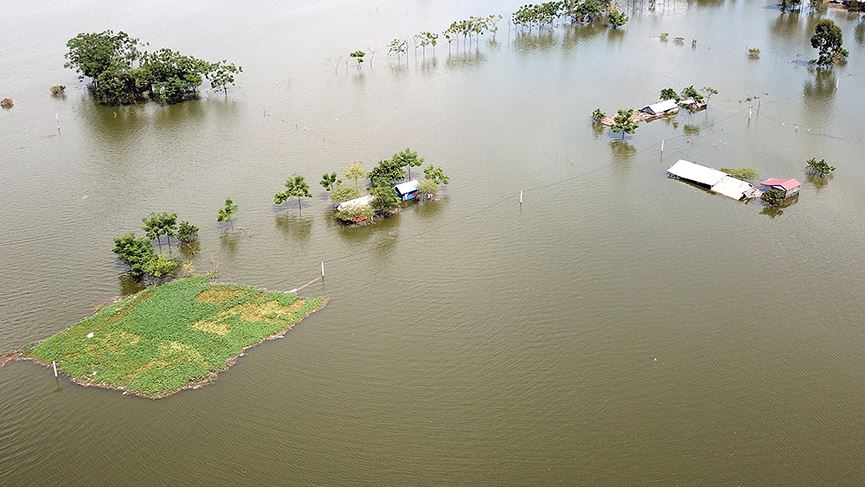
[25,275,327,398]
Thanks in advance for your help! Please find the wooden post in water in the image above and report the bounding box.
[320,261,325,280]
[519,190,523,206]
[52,360,58,377]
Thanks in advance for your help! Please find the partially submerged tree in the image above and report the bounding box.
[217,197,238,226]
[320,172,339,191]
[592,108,605,123]
[811,19,847,67]
[392,148,424,180]
[50,85,66,96]
[748,47,761,59]
[369,158,406,187]
[761,188,787,207]
[330,183,362,204]
[423,165,450,185]
[370,183,400,214]
[660,88,680,102]
[142,212,178,250]
[274,174,312,213]
[176,221,199,243]
[65,30,145,81]
[112,233,156,279]
[680,85,704,103]
[805,157,835,177]
[349,50,366,68]
[387,39,408,63]
[608,9,629,29]
[701,86,719,103]
[610,109,638,139]
[207,60,243,96]
[418,178,441,200]
[345,162,366,189]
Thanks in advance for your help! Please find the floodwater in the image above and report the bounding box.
[2,0,865,484]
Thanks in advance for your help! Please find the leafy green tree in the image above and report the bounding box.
[805,157,836,177]
[64,30,144,81]
[387,39,408,63]
[418,178,440,200]
[217,197,238,226]
[274,174,312,213]
[608,9,629,29]
[610,109,638,139]
[592,108,606,123]
[345,162,366,189]
[485,14,504,40]
[811,19,847,67]
[761,188,787,207]
[680,85,704,103]
[139,48,211,103]
[94,62,143,104]
[349,50,366,68]
[370,183,400,214]
[330,184,362,204]
[176,221,199,243]
[369,158,405,187]
[701,86,719,103]
[143,253,179,278]
[320,172,339,191]
[112,233,156,278]
[660,88,680,102]
[207,60,243,96]
[142,212,177,250]
[392,148,424,180]
[423,165,450,185]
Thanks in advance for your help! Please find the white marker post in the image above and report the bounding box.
[52,360,58,377]
[320,261,325,280]
[748,106,753,120]
[660,139,665,153]
[519,190,523,206]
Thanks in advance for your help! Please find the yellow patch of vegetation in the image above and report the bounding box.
[192,320,231,336]
[195,286,248,304]
[231,298,306,325]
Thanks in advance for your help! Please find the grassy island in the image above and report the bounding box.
[20,275,327,399]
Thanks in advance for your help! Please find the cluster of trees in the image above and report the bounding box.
[811,19,848,67]
[512,1,627,30]
[113,212,199,279]
[846,0,865,13]
[443,14,503,49]
[806,157,835,177]
[327,150,450,224]
[64,30,242,105]
[659,86,718,104]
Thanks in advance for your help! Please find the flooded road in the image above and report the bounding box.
[2,0,865,483]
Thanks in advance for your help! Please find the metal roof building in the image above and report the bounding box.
[667,160,759,201]
[640,99,680,116]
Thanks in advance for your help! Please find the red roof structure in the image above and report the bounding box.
[760,178,801,191]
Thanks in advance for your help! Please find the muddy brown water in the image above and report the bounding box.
[3,0,865,484]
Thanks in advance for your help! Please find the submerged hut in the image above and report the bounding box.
[760,178,801,198]
[394,180,420,201]
[667,159,760,200]
[640,99,680,117]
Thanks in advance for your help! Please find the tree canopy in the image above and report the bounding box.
[274,175,312,213]
[811,19,847,67]
[369,158,406,187]
[610,109,638,139]
[64,30,241,105]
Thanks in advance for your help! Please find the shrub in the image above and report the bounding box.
[747,47,760,59]
[143,254,179,278]
[418,179,440,199]
[591,108,605,122]
[805,157,835,177]
[50,85,66,95]
[761,188,787,207]
[112,233,156,278]
[330,184,361,204]
[370,183,400,214]
[176,221,199,243]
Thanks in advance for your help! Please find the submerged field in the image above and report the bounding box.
[22,275,327,398]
